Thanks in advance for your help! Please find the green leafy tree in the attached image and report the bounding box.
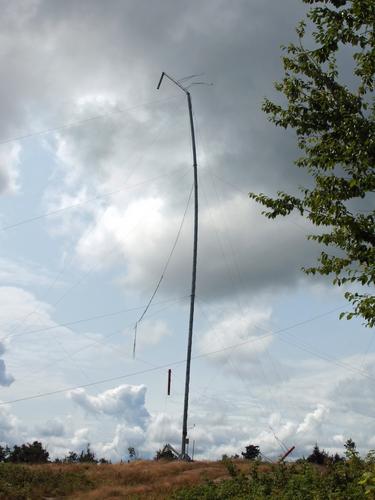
[365,449,375,464]
[359,471,375,497]
[249,0,374,326]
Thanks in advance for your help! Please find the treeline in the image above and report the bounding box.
[175,439,375,499]
[0,441,110,464]
[220,439,364,465]
[0,438,369,466]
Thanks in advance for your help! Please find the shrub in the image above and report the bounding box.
[173,460,370,499]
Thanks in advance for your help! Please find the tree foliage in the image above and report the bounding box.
[241,444,261,460]
[63,444,98,463]
[63,451,79,463]
[345,438,360,460]
[307,443,329,464]
[249,0,375,326]
[0,441,49,464]
[0,440,109,465]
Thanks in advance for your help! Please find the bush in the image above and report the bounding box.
[173,460,370,499]
[221,456,239,478]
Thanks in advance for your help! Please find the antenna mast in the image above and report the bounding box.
[157,72,198,460]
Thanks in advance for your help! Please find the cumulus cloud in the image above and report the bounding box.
[248,406,330,459]
[98,423,147,460]
[147,412,180,446]
[67,386,182,460]
[296,404,329,435]
[84,413,179,461]
[157,403,332,460]
[69,384,150,427]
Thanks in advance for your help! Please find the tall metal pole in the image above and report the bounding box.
[157,72,198,459]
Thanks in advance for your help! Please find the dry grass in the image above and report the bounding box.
[0,460,252,499]
[65,459,250,499]
[2,459,369,499]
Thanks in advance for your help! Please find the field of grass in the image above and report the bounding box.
[0,458,373,499]
[0,459,249,499]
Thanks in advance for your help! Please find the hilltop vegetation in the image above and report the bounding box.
[175,456,375,499]
[0,460,249,499]
[0,457,373,499]
[0,440,374,499]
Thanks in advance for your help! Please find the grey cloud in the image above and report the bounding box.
[28,1,326,300]
[0,0,309,192]
[0,167,12,194]
[0,0,356,309]
[0,359,14,387]
[116,193,322,301]
[36,418,66,438]
[329,363,375,420]
[0,144,20,195]
[0,342,14,387]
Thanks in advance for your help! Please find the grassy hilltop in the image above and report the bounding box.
[0,457,374,499]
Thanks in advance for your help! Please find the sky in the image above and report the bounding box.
[0,0,374,462]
